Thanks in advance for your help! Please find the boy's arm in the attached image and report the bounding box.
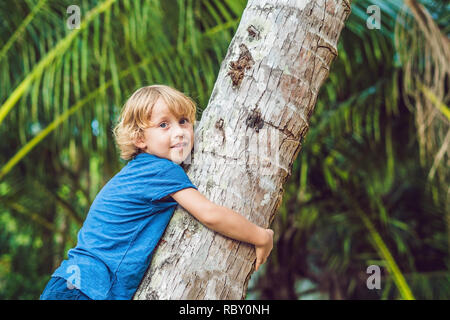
[171,187,273,270]
[170,188,270,247]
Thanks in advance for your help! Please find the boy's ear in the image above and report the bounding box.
[133,133,146,150]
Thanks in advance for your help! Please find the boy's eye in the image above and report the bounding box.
[159,118,188,128]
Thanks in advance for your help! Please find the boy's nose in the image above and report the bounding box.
[172,124,185,138]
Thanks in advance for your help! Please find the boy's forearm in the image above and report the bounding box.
[207,205,267,246]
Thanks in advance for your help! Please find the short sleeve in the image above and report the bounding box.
[149,161,198,202]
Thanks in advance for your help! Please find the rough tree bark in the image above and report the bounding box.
[134,0,352,300]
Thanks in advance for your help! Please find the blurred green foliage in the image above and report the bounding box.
[0,0,448,299]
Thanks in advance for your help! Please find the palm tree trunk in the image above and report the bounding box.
[134,0,352,300]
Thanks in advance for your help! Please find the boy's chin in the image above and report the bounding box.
[169,153,191,165]
[168,145,194,164]
[171,158,183,165]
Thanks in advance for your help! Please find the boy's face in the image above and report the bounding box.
[135,98,194,164]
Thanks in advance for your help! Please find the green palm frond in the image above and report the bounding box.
[0,0,117,126]
[418,82,450,122]
[0,0,48,64]
[353,199,415,300]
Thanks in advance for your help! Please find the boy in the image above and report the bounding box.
[40,85,274,300]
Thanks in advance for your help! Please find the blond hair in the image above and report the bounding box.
[113,85,197,160]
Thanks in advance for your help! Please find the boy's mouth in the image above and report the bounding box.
[171,142,188,149]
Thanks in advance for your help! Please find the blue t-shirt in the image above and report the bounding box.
[51,153,197,300]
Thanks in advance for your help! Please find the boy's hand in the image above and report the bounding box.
[255,229,274,272]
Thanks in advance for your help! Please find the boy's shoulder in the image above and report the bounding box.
[121,153,186,180]
[127,153,174,170]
